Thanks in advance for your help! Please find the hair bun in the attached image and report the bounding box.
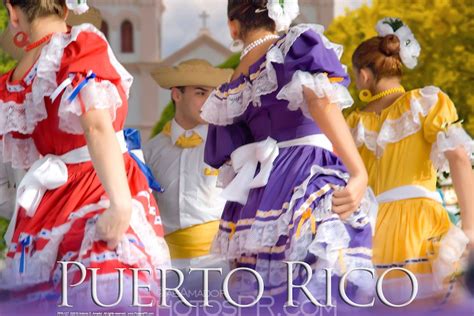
[380,34,400,56]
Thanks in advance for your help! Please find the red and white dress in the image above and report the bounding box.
[0,24,170,304]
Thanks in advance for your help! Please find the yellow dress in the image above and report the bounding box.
[346,86,472,302]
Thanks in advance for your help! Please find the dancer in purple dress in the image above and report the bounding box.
[200,0,375,302]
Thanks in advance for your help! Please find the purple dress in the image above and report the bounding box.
[201,24,374,301]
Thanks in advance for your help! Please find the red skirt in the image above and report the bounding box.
[0,154,170,304]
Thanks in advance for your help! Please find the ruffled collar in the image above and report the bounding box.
[350,86,441,157]
[354,92,411,119]
[201,24,343,126]
[4,62,38,93]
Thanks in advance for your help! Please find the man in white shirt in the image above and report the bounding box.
[144,59,232,266]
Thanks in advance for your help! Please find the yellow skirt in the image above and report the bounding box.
[374,198,467,302]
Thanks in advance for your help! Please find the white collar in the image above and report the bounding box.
[170,119,208,145]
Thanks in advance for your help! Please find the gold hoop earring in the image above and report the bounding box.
[359,89,372,103]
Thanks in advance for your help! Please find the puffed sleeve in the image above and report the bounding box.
[276,24,354,118]
[423,89,473,171]
[54,29,133,134]
[204,121,254,169]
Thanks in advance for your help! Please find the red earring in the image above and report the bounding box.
[13,31,29,48]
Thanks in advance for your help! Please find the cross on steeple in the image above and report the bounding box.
[199,10,210,29]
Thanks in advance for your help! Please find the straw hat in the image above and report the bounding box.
[0,6,103,60]
[151,59,233,89]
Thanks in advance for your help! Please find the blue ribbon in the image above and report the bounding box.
[67,72,97,103]
[19,236,31,274]
[124,128,164,193]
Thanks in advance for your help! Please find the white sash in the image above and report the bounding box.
[376,185,443,204]
[220,134,333,204]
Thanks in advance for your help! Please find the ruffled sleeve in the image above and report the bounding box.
[0,69,42,169]
[423,90,473,171]
[53,27,133,134]
[276,24,354,118]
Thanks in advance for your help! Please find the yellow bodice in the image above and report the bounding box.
[346,86,460,195]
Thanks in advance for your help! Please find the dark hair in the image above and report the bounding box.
[171,86,186,107]
[352,34,403,81]
[227,0,276,37]
[4,0,66,22]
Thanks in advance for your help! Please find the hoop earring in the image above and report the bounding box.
[13,31,29,48]
[229,39,244,53]
[359,89,373,103]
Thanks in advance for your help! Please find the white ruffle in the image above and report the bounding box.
[0,191,170,290]
[351,86,440,157]
[2,134,40,169]
[351,121,378,154]
[432,225,469,290]
[0,93,46,135]
[58,79,123,134]
[201,24,346,126]
[278,71,354,118]
[430,125,474,172]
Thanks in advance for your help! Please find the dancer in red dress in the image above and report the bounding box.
[0,0,170,306]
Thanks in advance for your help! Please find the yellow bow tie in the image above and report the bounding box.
[163,121,203,148]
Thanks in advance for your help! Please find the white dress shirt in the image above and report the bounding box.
[143,119,226,235]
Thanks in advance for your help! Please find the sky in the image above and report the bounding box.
[162,0,232,57]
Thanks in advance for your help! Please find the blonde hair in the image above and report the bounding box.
[5,0,67,22]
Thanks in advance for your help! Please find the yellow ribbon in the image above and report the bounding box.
[229,222,237,240]
[163,121,203,148]
[204,168,219,176]
[296,208,317,238]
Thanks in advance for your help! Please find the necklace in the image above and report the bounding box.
[25,33,54,52]
[359,86,406,103]
[240,34,280,60]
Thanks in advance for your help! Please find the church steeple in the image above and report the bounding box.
[198,10,211,36]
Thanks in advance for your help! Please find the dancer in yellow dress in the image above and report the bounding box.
[346,18,474,304]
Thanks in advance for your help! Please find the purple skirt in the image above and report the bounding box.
[212,144,374,301]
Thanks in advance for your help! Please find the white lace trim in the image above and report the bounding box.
[351,86,440,158]
[0,93,44,135]
[201,24,347,126]
[2,134,40,169]
[58,79,123,134]
[278,71,354,119]
[0,191,170,290]
[430,125,474,172]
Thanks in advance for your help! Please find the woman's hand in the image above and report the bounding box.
[303,86,370,221]
[332,173,368,220]
[96,202,132,250]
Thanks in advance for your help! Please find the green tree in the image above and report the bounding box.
[0,5,15,74]
[325,0,474,135]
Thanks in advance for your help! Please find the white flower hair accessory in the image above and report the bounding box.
[266,0,300,32]
[376,17,421,69]
[66,0,89,15]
